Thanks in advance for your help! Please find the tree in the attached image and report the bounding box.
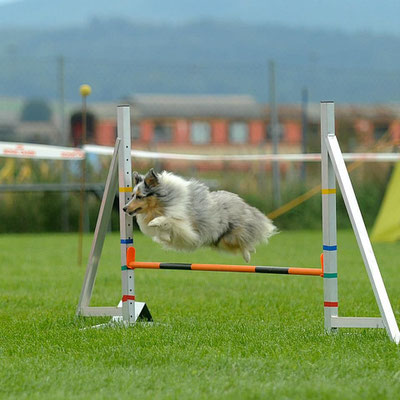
[20,99,52,122]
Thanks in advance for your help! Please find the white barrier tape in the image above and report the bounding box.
[0,142,85,160]
[342,153,400,162]
[1,141,400,163]
[84,144,400,163]
[84,145,323,161]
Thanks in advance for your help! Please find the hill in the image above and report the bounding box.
[1,0,400,36]
[1,19,400,103]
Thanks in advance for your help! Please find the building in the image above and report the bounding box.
[92,94,302,154]
[1,95,400,153]
[91,96,400,153]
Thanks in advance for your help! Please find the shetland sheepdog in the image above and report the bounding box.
[123,169,277,262]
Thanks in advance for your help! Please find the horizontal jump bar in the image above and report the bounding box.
[128,261,322,276]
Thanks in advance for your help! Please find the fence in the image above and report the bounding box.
[0,140,398,232]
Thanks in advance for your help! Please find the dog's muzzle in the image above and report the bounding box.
[123,206,141,216]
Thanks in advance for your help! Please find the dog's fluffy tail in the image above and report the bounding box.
[261,215,278,243]
[246,206,278,247]
[253,211,277,246]
[240,209,277,262]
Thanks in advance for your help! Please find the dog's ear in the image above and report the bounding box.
[144,168,159,188]
[133,171,142,186]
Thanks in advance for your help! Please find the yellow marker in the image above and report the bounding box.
[79,84,92,97]
[119,187,133,192]
[321,189,336,195]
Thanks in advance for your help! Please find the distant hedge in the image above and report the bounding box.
[0,180,388,234]
[0,158,391,233]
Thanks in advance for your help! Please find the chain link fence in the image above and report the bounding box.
[1,45,400,232]
[1,55,400,104]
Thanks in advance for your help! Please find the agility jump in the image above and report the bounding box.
[77,102,400,344]
[125,246,322,276]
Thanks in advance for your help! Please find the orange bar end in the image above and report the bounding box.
[320,253,324,277]
[127,247,136,268]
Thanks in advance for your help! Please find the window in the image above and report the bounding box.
[191,121,211,144]
[0,125,16,142]
[229,122,248,144]
[374,122,390,141]
[131,124,140,140]
[266,123,283,142]
[153,122,172,142]
[303,122,319,152]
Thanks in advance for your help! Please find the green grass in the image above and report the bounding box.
[1,230,400,399]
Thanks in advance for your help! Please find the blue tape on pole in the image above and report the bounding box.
[323,245,337,251]
[121,239,133,244]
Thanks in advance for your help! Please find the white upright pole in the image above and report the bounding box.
[117,105,135,324]
[324,126,400,344]
[321,101,338,333]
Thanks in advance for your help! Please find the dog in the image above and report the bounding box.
[123,168,277,262]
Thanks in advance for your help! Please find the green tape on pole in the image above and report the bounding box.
[324,273,338,278]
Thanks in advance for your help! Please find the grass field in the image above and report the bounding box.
[1,230,400,399]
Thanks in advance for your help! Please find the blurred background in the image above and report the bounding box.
[1,0,400,234]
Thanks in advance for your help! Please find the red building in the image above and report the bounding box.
[86,96,400,155]
[90,95,302,152]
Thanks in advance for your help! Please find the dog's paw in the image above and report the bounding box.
[152,236,163,245]
[148,216,169,228]
[159,231,171,242]
[148,219,160,227]
[242,249,251,263]
[153,232,171,244]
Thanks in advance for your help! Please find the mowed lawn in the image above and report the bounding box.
[1,230,400,399]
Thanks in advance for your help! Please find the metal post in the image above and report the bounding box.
[320,101,338,333]
[57,56,66,146]
[58,55,69,232]
[269,60,281,207]
[77,84,91,265]
[117,105,135,324]
[301,88,308,180]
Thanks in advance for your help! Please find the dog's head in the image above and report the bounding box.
[123,168,162,216]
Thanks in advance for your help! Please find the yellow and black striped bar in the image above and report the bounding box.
[126,247,322,277]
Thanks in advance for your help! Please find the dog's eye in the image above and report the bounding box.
[135,194,143,200]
